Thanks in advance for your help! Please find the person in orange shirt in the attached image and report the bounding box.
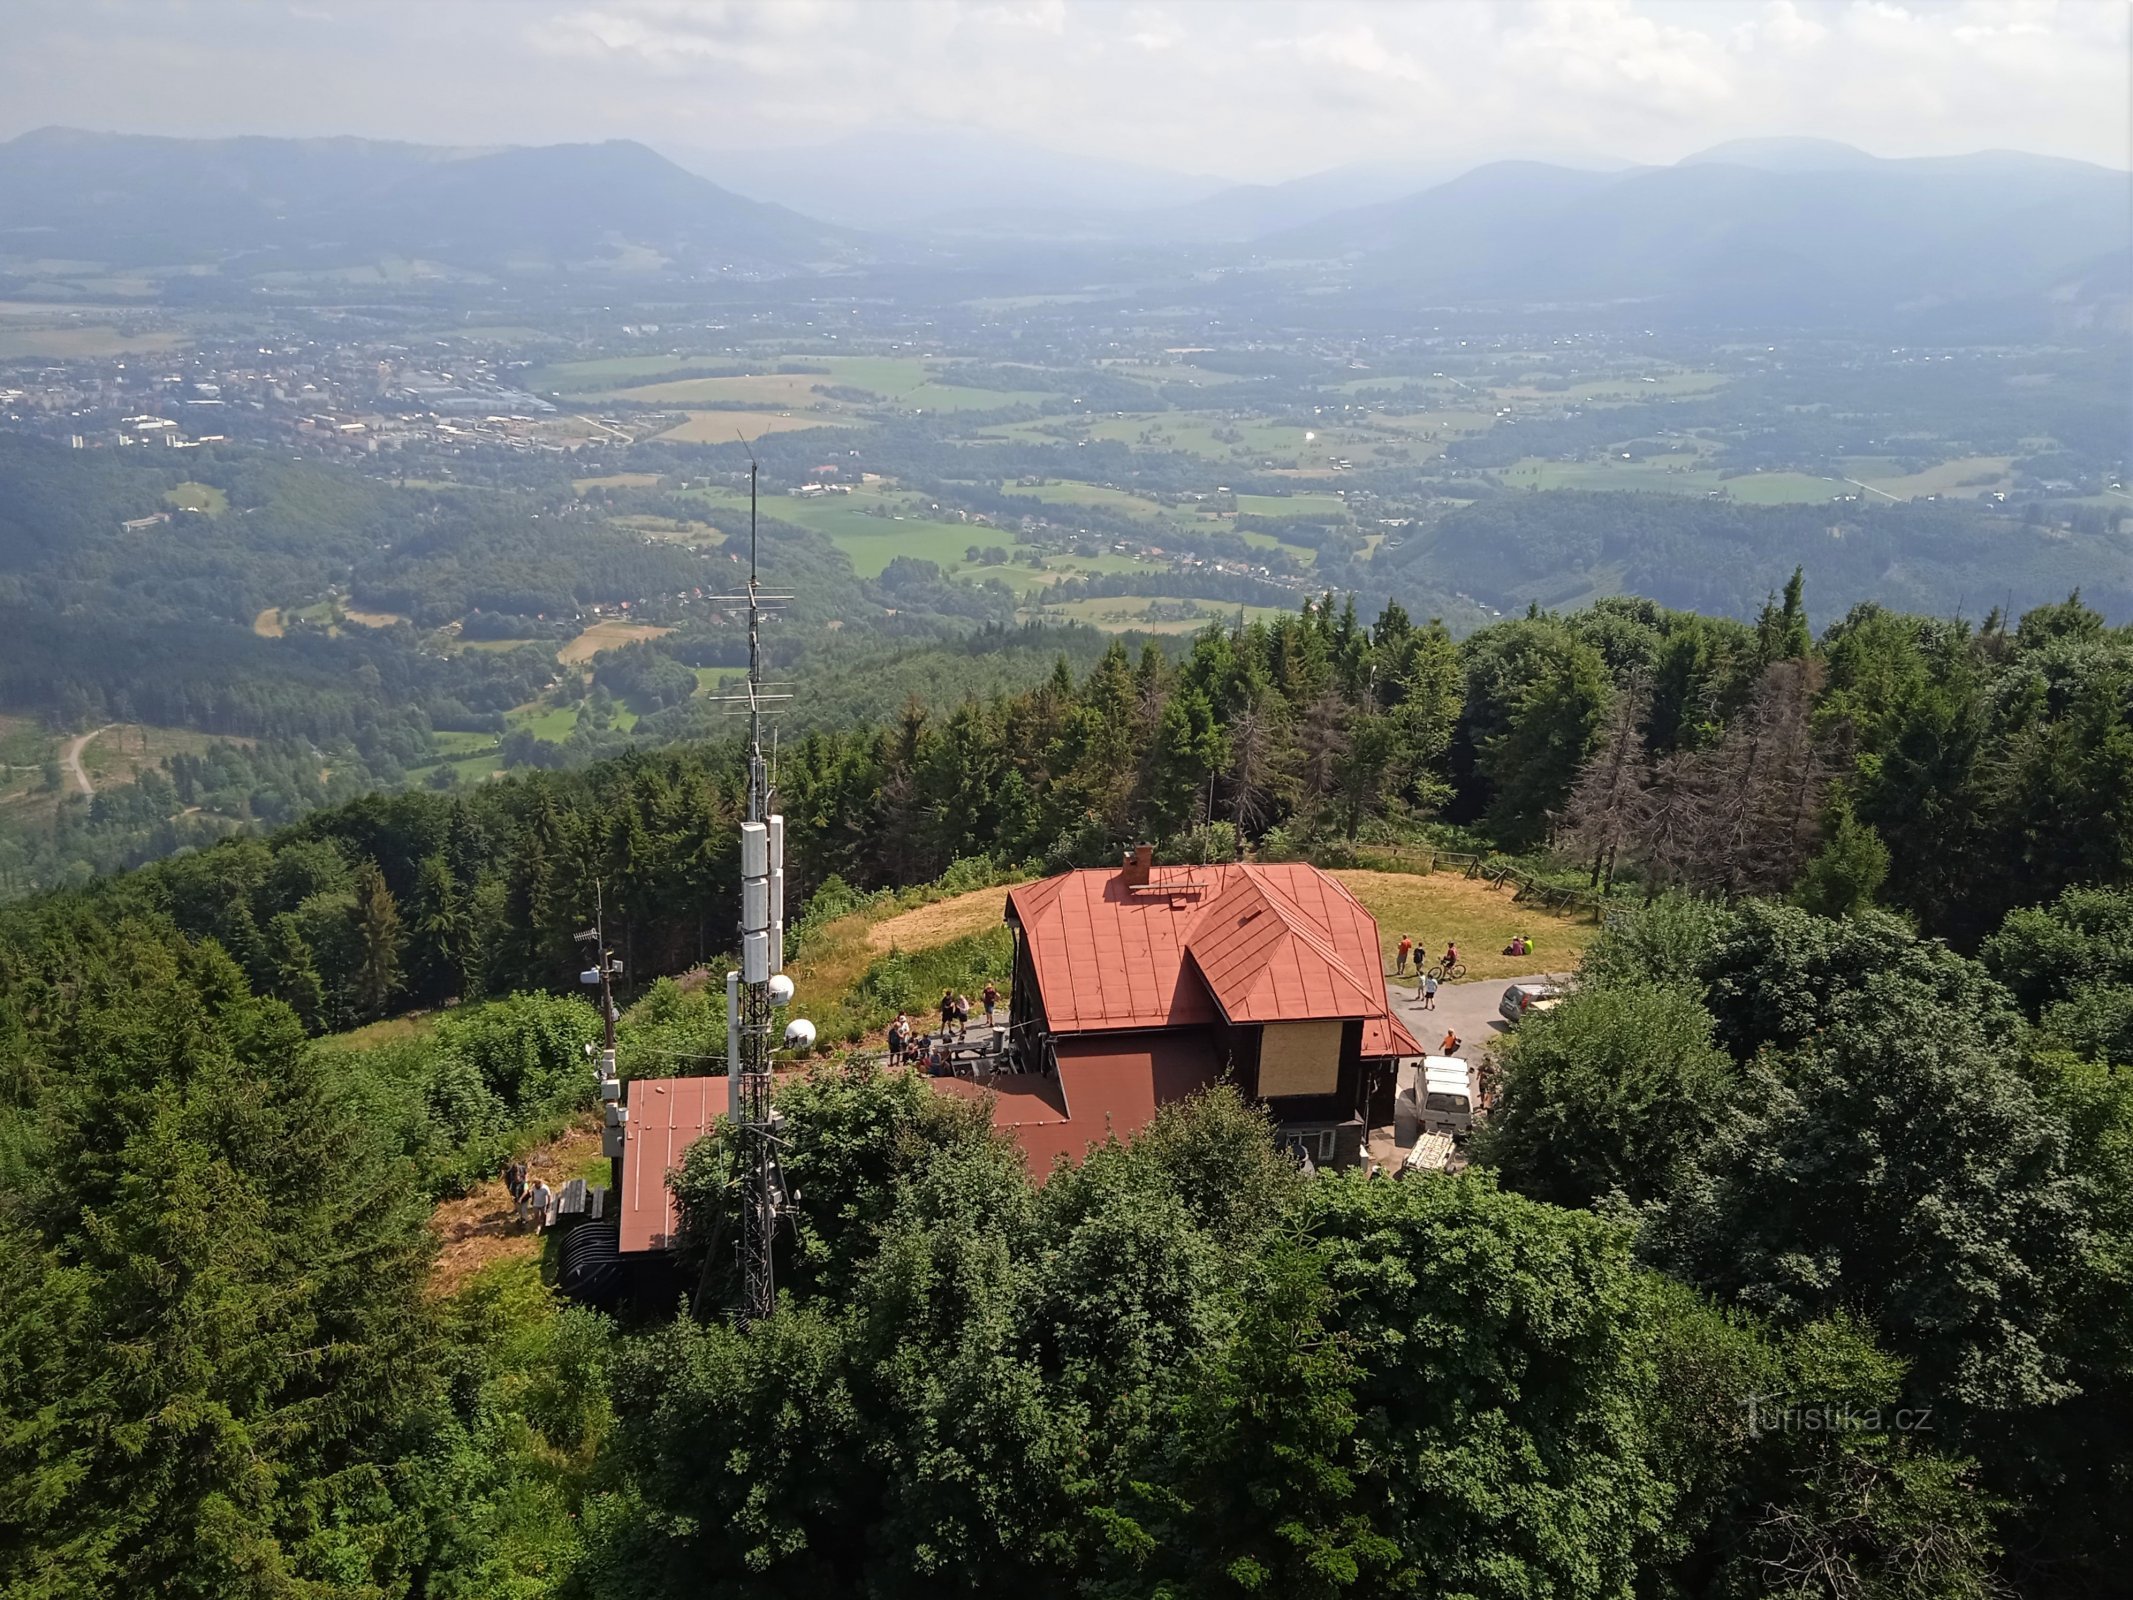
[1395,934,1414,976]
[1441,1029,1461,1057]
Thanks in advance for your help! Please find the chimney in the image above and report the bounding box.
[1119,843,1154,888]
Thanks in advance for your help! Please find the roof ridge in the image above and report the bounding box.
[1240,866,1381,1013]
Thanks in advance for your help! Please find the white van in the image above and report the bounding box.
[1414,1055,1474,1137]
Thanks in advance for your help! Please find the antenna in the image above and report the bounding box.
[582,882,624,1189]
[727,442,806,1326]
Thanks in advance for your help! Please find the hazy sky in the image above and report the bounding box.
[5,0,2126,182]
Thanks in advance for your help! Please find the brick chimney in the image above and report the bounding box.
[1119,843,1154,888]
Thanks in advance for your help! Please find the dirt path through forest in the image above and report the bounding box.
[61,725,115,797]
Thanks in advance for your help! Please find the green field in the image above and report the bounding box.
[1497,457,1844,504]
[0,322,187,359]
[163,481,228,516]
[654,411,854,444]
[592,354,1052,418]
[999,480,1182,520]
[1233,491,1351,519]
[1839,455,2014,499]
[1028,596,1291,634]
[682,484,999,577]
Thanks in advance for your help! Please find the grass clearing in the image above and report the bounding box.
[682,483,990,577]
[73,722,240,792]
[318,1011,441,1053]
[163,481,228,516]
[574,471,667,493]
[655,410,855,444]
[0,323,187,359]
[1841,455,2013,498]
[252,607,284,638]
[866,887,1012,953]
[1330,868,1597,983]
[1030,596,1289,634]
[1496,457,1843,504]
[426,1117,604,1299]
[999,480,1180,520]
[558,620,672,664]
[1234,490,1350,519]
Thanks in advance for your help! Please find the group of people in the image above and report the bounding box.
[1393,935,1459,1008]
[501,1158,552,1233]
[1501,932,1536,957]
[886,981,1002,1071]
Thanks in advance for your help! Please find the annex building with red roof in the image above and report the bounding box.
[962,848,1420,1174]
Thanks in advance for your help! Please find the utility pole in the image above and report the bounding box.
[579,883,624,1192]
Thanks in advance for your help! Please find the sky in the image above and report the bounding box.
[3,0,2127,183]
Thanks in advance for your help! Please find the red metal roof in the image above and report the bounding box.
[932,1032,1218,1179]
[618,1075,724,1253]
[1007,861,1412,1054]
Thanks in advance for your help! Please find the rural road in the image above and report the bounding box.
[62,725,114,797]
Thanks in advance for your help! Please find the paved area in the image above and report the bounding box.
[1368,969,1574,1172]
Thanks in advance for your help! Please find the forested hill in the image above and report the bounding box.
[2,583,2132,1597]
[15,582,2130,1032]
[1384,489,2133,622]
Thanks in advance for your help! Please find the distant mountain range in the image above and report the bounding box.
[1260,142,2130,333]
[0,127,853,274]
[670,124,1230,232]
[1,128,2123,334]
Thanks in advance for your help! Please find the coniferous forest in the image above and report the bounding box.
[3,582,2132,1598]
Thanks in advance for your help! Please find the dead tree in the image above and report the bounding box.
[1558,671,1651,892]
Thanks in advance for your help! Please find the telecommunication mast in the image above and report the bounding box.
[724,457,809,1324]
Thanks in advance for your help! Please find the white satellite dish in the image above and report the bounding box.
[768,973,795,1006]
[782,1017,817,1052]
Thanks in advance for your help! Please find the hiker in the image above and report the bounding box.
[952,992,971,1039]
[1395,934,1413,976]
[887,1013,910,1065]
[939,989,956,1036]
[1420,970,1439,1010]
[500,1158,520,1205]
[1441,1029,1462,1057]
[513,1167,532,1227]
[529,1177,553,1234]
[981,982,1000,1029]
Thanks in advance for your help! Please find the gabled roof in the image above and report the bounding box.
[1006,860,1414,1056]
[1185,869,1384,1024]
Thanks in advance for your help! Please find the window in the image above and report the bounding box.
[1280,1128,1337,1163]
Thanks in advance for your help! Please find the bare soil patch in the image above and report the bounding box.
[252,607,284,638]
[426,1119,606,1299]
[558,619,673,664]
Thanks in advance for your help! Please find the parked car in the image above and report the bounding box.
[1499,982,1565,1027]
[1412,1055,1474,1138]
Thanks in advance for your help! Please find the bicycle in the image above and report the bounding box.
[1427,957,1468,983]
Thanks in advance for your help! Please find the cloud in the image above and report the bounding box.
[0,0,2123,181]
